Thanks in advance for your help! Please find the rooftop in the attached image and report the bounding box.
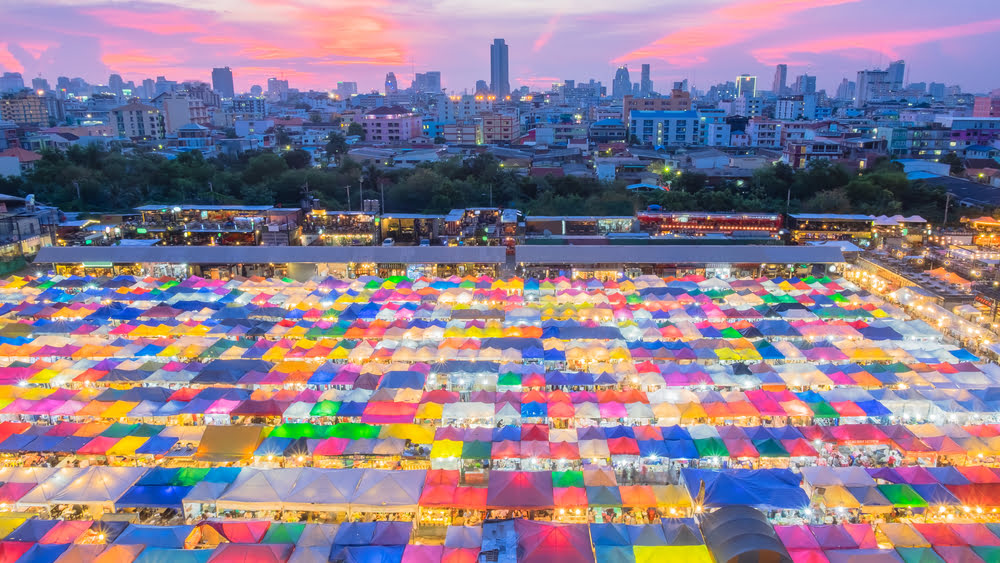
[515,244,844,265]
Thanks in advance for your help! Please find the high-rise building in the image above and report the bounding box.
[772,64,787,95]
[793,74,816,95]
[0,92,48,125]
[336,82,357,97]
[250,85,263,97]
[886,60,905,90]
[412,72,442,94]
[855,70,890,107]
[384,72,398,94]
[211,67,235,99]
[639,64,653,97]
[835,79,856,101]
[736,74,757,98]
[0,73,24,93]
[928,82,946,99]
[612,65,632,99]
[108,74,124,97]
[973,89,1000,117]
[31,77,49,93]
[266,77,289,100]
[489,39,510,98]
[141,79,155,99]
[475,80,489,94]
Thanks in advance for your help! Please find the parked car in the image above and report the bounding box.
[382,238,395,246]
[419,239,430,247]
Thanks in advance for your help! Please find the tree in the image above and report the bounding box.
[243,153,288,185]
[940,152,965,175]
[325,133,348,161]
[283,149,312,170]
[274,126,291,147]
[433,136,446,144]
[347,122,365,140]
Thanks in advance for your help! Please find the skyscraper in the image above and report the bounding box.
[835,79,856,101]
[108,74,124,96]
[639,64,652,97]
[475,80,489,94]
[855,70,890,107]
[772,64,787,95]
[886,60,905,90]
[736,74,756,98]
[413,72,442,94]
[490,39,510,98]
[612,65,631,99]
[212,67,235,99]
[793,74,816,95]
[385,72,398,94]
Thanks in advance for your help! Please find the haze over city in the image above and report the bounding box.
[3,0,1000,93]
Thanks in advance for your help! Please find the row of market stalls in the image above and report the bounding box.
[4,512,1000,563]
[4,420,1000,470]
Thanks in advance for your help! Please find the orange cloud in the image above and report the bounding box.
[614,0,860,65]
[752,19,1000,64]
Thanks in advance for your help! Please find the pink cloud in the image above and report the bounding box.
[0,44,24,73]
[86,8,208,35]
[533,15,561,53]
[614,0,861,65]
[752,19,1000,64]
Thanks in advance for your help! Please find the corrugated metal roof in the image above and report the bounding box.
[515,245,844,265]
[35,245,507,265]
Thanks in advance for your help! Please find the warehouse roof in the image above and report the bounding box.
[515,245,844,265]
[34,245,507,265]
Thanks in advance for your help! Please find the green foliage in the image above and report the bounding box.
[347,122,364,140]
[940,152,964,175]
[0,147,950,223]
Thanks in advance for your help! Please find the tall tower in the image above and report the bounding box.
[772,64,787,95]
[640,64,652,97]
[490,39,510,98]
[886,60,905,90]
[613,65,632,99]
[385,72,398,94]
[211,67,235,99]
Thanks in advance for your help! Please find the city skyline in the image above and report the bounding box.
[3,0,1000,94]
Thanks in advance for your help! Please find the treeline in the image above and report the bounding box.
[0,143,948,222]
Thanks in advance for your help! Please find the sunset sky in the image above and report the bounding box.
[4,0,998,94]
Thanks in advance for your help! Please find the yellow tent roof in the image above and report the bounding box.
[634,546,711,563]
[106,436,149,456]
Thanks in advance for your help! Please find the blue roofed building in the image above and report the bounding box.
[629,110,700,147]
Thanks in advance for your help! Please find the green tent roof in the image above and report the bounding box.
[895,547,944,563]
[808,401,840,419]
[310,400,341,417]
[261,522,305,544]
[552,470,584,488]
[693,437,729,458]
[878,484,927,507]
[461,441,492,460]
[752,438,789,458]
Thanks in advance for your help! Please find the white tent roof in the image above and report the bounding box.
[49,466,147,506]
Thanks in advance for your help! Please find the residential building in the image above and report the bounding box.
[0,93,48,126]
[176,123,215,153]
[622,90,691,121]
[490,39,510,98]
[782,140,842,169]
[267,77,289,100]
[435,94,494,123]
[0,194,60,269]
[732,96,763,118]
[443,122,481,145]
[973,90,1000,117]
[336,82,358,97]
[856,70,890,107]
[230,96,268,119]
[31,77,50,93]
[772,64,787,95]
[876,124,953,157]
[588,119,627,144]
[361,106,423,143]
[947,117,1000,147]
[479,113,515,144]
[211,67,235,99]
[775,95,817,120]
[747,118,783,148]
[928,82,946,99]
[697,109,731,147]
[111,101,165,139]
[155,92,210,133]
[0,147,42,175]
[736,74,756,98]
[629,110,699,146]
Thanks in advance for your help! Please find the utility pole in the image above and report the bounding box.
[358,177,364,213]
[380,182,385,215]
[345,186,351,212]
[942,192,952,226]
